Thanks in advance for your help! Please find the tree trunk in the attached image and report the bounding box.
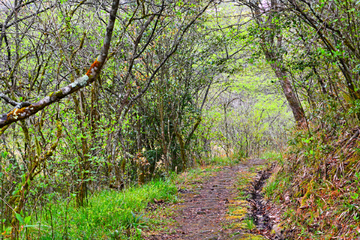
[268,57,306,127]
[252,0,307,127]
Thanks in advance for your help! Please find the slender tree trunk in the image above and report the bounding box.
[252,0,307,127]
[175,131,186,171]
[159,100,169,170]
[267,57,306,126]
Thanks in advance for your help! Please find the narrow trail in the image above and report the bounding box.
[146,158,273,240]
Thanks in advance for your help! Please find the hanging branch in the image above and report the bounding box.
[0,0,120,128]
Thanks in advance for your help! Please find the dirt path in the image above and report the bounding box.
[145,159,271,240]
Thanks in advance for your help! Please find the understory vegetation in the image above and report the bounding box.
[265,127,360,239]
[10,179,178,239]
[1,0,360,239]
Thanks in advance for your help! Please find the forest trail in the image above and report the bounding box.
[145,159,272,240]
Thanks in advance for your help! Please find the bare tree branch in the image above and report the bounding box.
[0,92,31,107]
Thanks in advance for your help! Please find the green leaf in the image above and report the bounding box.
[24,216,31,224]
[15,213,24,224]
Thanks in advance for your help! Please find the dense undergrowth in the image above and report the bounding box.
[265,126,360,239]
[3,180,178,239]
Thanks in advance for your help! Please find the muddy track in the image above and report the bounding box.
[145,158,271,240]
[247,167,279,239]
[248,168,272,230]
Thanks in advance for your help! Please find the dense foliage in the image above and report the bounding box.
[2,0,359,239]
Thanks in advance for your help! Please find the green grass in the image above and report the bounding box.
[204,155,240,166]
[264,178,280,198]
[28,180,177,239]
[243,216,256,231]
[260,150,283,164]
